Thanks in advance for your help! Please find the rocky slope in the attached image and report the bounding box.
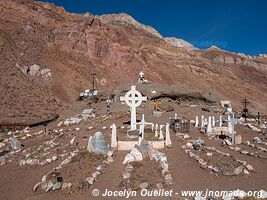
[0,0,266,123]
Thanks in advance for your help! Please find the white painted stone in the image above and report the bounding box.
[165,123,172,147]
[207,116,212,134]
[219,115,223,127]
[110,123,117,148]
[159,125,164,139]
[155,124,159,137]
[195,116,199,127]
[212,116,215,127]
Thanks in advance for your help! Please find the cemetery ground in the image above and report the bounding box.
[0,84,266,200]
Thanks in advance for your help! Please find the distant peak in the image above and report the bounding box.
[208,45,221,51]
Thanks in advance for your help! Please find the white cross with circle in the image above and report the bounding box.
[120,86,147,130]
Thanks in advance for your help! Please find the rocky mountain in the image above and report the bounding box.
[0,0,266,123]
[164,37,196,50]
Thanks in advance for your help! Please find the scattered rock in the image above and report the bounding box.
[240,150,248,155]
[53,182,62,191]
[246,164,254,171]
[33,182,41,191]
[222,171,234,176]
[156,182,163,189]
[212,166,220,173]
[45,181,53,192]
[183,134,190,139]
[139,182,148,189]
[233,166,243,175]
[164,174,173,185]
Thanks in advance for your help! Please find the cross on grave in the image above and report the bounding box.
[139,71,144,78]
[120,86,147,130]
[136,114,153,144]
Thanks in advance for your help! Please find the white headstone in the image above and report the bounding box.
[207,116,212,134]
[201,115,204,128]
[159,125,164,139]
[212,116,215,127]
[120,86,147,130]
[228,115,232,134]
[155,124,159,137]
[219,116,222,127]
[195,116,199,127]
[110,123,117,148]
[165,123,172,147]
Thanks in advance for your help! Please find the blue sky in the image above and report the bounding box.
[40,0,267,55]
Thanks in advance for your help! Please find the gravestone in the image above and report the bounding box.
[10,137,21,150]
[219,116,223,127]
[88,132,109,155]
[212,116,215,127]
[207,116,212,134]
[165,123,172,147]
[195,116,199,127]
[110,123,117,148]
[159,125,164,139]
[154,124,159,137]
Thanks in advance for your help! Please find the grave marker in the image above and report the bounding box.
[120,86,147,130]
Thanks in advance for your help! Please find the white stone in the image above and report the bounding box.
[159,125,164,139]
[110,123,117,148]
[70,136,75,145]
[219,116,223,127]
[154,124,159,137]
[212,116,215,127]
[195,116,199,127]
[207,116,212,134]
[165,123,172,147]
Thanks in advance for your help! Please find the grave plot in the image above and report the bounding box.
[238,138,267,159]
[182,139,254,176]
[33,132,114,193]
[120,142,173,191]
[120,159,165,191]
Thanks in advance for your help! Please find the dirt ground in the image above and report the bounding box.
[0,96,266,200]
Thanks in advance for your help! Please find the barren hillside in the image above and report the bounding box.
[0,0,266,123]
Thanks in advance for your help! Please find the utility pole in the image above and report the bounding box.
[91,73,96,90]
[257,112,260,126]
[241,97,249,123]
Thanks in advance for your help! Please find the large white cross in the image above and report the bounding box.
[120,86,147,130]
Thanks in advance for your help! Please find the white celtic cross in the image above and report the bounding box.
[120,86,147,130]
